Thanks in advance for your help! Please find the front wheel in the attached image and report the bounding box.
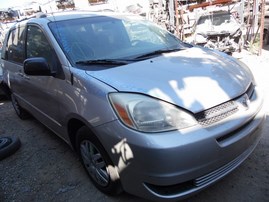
[76,126,122,195]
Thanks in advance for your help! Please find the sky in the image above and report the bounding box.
[0,0,27,9]
[0,0,48,10]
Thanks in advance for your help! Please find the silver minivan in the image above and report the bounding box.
[1,11,265,201]
[0,47,4,95]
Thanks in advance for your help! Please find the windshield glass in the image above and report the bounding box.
[49,16,187,64]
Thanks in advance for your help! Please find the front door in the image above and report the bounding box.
[23,25,63,133]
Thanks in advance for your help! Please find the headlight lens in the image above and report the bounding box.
[109,93,197,132]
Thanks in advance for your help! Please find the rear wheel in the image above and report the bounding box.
[11,93,30,119]
[76,126,122,195]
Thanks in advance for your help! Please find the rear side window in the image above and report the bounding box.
[6,25,26,63]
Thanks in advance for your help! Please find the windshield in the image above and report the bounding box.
[49,16,187,65]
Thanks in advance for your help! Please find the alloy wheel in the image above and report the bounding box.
[80,140,109,187]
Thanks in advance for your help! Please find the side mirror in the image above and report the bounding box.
[24,57,56,76]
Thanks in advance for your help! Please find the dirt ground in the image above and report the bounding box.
[0,47,269,202]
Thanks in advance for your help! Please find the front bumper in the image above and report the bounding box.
[95,87,265,201]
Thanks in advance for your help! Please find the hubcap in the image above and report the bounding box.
[80,140,109,187]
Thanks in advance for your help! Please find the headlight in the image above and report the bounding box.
[109,93,197,132]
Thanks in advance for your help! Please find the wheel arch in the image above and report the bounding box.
[66,115,119,169]
[67,117,101,152]
[67,118,86,151]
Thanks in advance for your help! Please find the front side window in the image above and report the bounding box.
[26,25,56,69]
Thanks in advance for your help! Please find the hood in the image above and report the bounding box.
[86,47,252,113]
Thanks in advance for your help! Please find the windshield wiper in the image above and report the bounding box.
[135,48,185,59]
[76,59,129,65]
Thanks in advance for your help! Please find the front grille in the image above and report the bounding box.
[195,83,255,126]
[195,101,239,126]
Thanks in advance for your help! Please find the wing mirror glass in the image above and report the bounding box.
[24,57,56,76]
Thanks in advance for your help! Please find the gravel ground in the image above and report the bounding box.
[0,46,269,202]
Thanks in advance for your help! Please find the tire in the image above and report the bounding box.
[11,93,30,120]
[0,136,21,160]
[76,126,122,195]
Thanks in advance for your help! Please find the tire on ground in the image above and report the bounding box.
[0,136,21,160]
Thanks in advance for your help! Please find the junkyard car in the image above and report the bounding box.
[193,11,244,54]
[1,11,265,201]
